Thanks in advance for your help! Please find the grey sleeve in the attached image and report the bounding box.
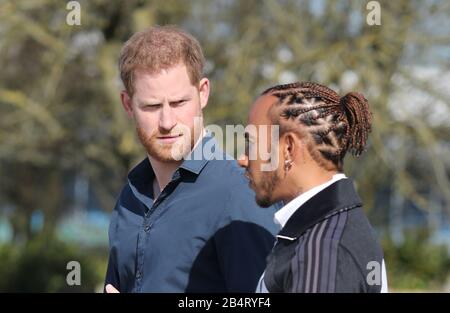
[335,245,379,293]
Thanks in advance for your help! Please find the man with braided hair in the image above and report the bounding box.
[238,81,388,293]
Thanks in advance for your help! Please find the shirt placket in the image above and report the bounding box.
[133,170,182,292]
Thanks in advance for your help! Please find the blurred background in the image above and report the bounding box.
[0,0,449,292]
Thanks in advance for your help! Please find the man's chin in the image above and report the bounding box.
[146,143,192,162]
[255,195,274,208]
[149,151,184,162]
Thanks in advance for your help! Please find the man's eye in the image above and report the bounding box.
[144,104,161,109]
[171,100,186,107]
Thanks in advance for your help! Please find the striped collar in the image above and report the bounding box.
[276,178,362,241]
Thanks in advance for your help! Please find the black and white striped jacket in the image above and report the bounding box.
[261,179,386,293]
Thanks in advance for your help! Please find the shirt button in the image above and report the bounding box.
[136,271,142,279]
[144,225,151,232]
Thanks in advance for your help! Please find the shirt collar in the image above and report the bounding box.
[274,173,347,229]
[178,130,216,175]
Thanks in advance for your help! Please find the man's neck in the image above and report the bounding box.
[148,156,182,195]
[283,167,338,203]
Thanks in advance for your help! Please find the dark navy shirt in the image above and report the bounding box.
[105,134,280,292]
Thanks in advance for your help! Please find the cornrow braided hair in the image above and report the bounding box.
[262,81,372,171]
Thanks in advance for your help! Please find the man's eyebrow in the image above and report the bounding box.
[168,95,191,102]
[137,99,161,106]
[137,95,191,105]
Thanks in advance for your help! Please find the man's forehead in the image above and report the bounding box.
[133,65,195,96]
[248,94,278,125]
[135,76,196,100]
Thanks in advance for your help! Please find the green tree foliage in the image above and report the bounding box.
[0,232,106,292]
[383,228,450,291]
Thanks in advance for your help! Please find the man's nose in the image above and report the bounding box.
[237,154,248,168]
[159,104,177,131]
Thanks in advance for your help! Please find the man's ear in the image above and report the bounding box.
[283,132,293,160]
[283,132,302,162]
[120,90,134,119]
[198,78,210,110]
